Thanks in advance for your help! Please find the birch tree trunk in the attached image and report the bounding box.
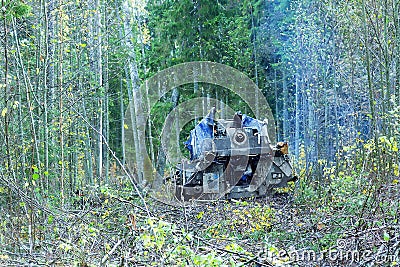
[294,74,300,160]
[58,0,65,203]
[88,0,104,182]
[282,72,289,142]
[122,0,145,184]
[44,0,56,190]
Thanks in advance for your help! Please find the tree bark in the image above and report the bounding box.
[122,0,145,184]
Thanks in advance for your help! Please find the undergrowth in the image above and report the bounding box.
[0,137,399,266]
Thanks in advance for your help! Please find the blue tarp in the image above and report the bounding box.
[241,114,262,132]
[185,115,214,160]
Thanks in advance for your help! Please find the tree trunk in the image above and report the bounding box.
[294,74,300,160]
[122,0,145,184]
[156,88,180,178]
[282,71,289,142]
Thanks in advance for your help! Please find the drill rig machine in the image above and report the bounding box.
[174,108,296,201]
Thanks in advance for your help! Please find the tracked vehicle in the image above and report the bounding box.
[174,108,296,201]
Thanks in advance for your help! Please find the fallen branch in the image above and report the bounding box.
[100,239,124,266]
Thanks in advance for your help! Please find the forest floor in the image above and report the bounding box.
[0,177,399,267]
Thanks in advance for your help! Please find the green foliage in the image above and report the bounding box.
[1,1,32,20]
[135,217,253,266]
[11,2,31,18]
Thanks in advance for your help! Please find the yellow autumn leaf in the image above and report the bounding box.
[394,164,399,177]
[142,24,151,45]
[392,142,398,152]
[1,108,7,117]
[196,211,204,219]
[124,124,129,129]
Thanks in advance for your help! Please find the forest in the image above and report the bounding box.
[1,0,400,266]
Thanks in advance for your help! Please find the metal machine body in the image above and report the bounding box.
[175,109,296,201]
